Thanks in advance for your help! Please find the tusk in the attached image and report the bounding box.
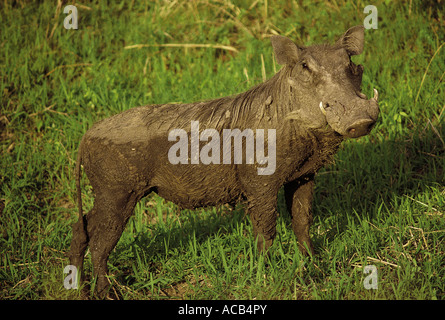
[358,92,367,99]
[373,88,379,102]
[319,101,326,115]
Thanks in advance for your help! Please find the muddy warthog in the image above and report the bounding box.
[69,25,379,296]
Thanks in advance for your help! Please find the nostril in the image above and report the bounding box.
[346,119,375,138]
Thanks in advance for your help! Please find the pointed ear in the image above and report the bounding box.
[271,35,301,65]
[337,25,364,56]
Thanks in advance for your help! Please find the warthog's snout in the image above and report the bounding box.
[322,88,379,139]
[346,88,379,138]
[346,118,376,138]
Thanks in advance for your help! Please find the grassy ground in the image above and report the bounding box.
[0,0,444,300]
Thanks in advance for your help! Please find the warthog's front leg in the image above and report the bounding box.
[284,176,315,256]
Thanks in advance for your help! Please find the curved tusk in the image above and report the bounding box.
[319,101,326,115]
[373,88,379,102]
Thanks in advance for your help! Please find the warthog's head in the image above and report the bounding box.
[272,26,379,138]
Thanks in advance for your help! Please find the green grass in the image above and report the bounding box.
[0,0,444,300]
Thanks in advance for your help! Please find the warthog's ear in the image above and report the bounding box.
[271,35,301,65]
[337,25,364,56]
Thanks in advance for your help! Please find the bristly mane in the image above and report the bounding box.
[143,66,296,132]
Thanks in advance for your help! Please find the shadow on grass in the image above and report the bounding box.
[129,203,247,254]
[311,120,444,252]
[110,202,249,284]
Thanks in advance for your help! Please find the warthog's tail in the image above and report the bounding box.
[75,141,84,229]
[69,138,88,271]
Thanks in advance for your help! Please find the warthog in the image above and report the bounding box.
[69,25,379,296]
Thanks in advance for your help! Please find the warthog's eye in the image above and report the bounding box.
[296,60,311,83]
